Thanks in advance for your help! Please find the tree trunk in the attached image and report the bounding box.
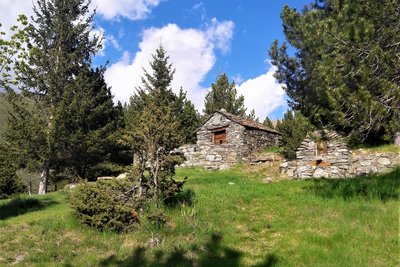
[38,161,49,195]
[395,132,400,146]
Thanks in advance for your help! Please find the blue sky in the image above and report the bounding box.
[1,0,311,120]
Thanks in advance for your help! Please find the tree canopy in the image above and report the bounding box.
[270,0,400,145]
[203,73,246,117]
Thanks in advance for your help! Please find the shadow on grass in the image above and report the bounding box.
[0,196,59,220]
[99,233,278,267]
[164,189,195,208]
[306,167,399,201]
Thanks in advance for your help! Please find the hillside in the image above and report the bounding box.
[0,164,398,266]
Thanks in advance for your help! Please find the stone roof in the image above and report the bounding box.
[205,109,281,134]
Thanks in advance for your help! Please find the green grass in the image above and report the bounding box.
[353,144,400,153]
[0,166,398,266]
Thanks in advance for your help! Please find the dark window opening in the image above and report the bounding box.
[212,129,227,144]
[316,141,328,156]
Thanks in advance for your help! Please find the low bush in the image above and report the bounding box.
[70,180,142,232]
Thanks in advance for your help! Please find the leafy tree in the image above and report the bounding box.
[5,0,120,194]
[0,15,30,91]
[203,73,246,117]
[270,0,400,145]
[276,110,315,159]
[263,116,274,129]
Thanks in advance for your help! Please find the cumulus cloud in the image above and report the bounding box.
[105,18,234,109]
[91,27,121,56]
[91,0,161,20]
[0,0,34,36]
[236,65,286,120]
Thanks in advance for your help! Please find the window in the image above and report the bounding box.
[212,128,227,144]
[316,141,328,156]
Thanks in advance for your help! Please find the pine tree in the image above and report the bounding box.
[6,0,115,194]
[270,0,400,145]
[276,110,315,159]
[263,116,274,129]
[176,88,200,144]
[125,45,190,192]
[203,73,246,117]
[246,109,259,122]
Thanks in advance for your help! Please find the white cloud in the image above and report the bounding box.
[0,0,34,36]
[236,65,286,120]
[105,18,234,109]
[91,0,161,20]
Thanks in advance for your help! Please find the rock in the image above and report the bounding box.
[206,155,215,161]
[262,177,272,183]
[117,172,128,179]
[97,176,114,181]
[146,236,162,248]
[280,162,288,168]
[287,168,294,178]
[377,157,391,166]
[360,160,372,166]
[313,168,329,178]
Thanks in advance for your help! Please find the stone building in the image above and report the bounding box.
[175,109,282,170]
[280,130,400,179]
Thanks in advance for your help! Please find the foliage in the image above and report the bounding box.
[203,73,246,117]
[0,145,25,199]
[276,110,315,159]
[262,116,274,129]
[270,0,400,144]
[0,15,30,91]
[4,0,122,193]
[70,180,140,232]
[246,109,259,122]
[124,45,191,198]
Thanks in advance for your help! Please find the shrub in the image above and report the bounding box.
[70,179,142,232]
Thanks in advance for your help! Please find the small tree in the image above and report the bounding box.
[276,110,315,159]
[125,45,186,198]
[203,73,246,117]
[263,116,274,129]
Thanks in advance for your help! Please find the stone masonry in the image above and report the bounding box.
[174,109,282,170]
[280,130,400,178]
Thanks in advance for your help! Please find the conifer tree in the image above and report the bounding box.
[125,45,184,192]
[263,116,274,129]
[6,0,119,193]
[203,73,246,117]
[270,0,400,144]
[276,110,315,159]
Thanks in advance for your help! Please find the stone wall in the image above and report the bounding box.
[174,112,282,170]
[243,129,282,158]
[280,131,400,178]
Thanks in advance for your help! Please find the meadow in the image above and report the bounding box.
[0,164,398,266]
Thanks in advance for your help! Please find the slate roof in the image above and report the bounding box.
[209,109,281,134]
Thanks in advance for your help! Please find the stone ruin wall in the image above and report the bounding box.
[243,129,282,158]
[176,113,249,170]
[280,132,400,179]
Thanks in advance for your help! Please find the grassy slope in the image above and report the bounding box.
[0,165,398,266]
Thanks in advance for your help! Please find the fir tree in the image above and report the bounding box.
[203,73,246,117]
[276,110,315,159]
[263,116,274,129]
[6,0,117,193]
[125,45,194,193]
[270,0,400,144]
